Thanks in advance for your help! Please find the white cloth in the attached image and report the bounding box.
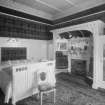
[0,69,12,103]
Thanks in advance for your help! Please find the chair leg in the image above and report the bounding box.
[54,89,56,103]
[40,92,43,105]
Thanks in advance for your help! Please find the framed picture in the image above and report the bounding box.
[56,38,68,51]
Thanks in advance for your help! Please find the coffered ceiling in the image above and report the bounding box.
[11,0,105,19]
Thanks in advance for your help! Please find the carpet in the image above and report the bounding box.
[0,73,105,105]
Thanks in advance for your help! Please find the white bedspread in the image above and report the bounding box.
[0,67,12,103]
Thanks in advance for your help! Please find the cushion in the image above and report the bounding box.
[40,72,46,81]
[38,83,55,91]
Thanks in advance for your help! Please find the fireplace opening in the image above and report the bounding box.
[71,59,87,77]
[71,58,93,86]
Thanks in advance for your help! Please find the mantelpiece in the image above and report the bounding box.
[55,36,92,76]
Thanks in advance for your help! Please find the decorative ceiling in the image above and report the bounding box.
[12,0,105,19]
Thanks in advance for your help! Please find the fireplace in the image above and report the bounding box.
[71,59,93,86]
[71,59,87,77]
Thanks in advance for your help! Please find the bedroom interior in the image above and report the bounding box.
[1,0,105,105]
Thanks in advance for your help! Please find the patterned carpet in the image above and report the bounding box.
[0,72,105,105]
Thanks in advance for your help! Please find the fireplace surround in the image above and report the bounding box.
[52,20,105,89]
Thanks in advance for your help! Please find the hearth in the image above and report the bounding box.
[71,59,87,77]
[71,59,93,86]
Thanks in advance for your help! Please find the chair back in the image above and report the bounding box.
[40,72,47,81]
[37,61,56,87]
[37,68,48,85]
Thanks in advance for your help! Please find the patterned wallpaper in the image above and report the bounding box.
[0,14,53,40]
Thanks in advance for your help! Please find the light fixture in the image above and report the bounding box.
[68,32,72,39]
[7,38,18,43]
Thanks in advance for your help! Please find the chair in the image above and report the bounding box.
[37,66,56,105]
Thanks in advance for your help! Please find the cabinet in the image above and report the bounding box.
[56,51,68,69]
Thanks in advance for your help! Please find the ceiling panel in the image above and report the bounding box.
[40,0,72,8]
[32,1,58,14]
[14,0,60,14]
[14,0,34,7]
[70,0,87,4]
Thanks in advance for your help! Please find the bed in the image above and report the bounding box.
[0,47,55,105]
[0,60,55,105]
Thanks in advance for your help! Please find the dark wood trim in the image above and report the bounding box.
[52,11,105,29]
[0,6,53,25]
[53,3,105,25]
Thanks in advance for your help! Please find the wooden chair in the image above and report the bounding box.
[37,65,56,105]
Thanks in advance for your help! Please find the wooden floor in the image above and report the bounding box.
[0,72,105,105]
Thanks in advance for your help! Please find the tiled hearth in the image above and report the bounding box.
[70,59,93,87]
[71,59,87,77]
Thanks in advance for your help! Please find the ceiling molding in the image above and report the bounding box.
[52,4,105,30]
[36,0,62,12]
[53,3,105,24]
[0,6,53,25]
[0,0,53,20]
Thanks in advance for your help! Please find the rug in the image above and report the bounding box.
[0,73,105,105]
